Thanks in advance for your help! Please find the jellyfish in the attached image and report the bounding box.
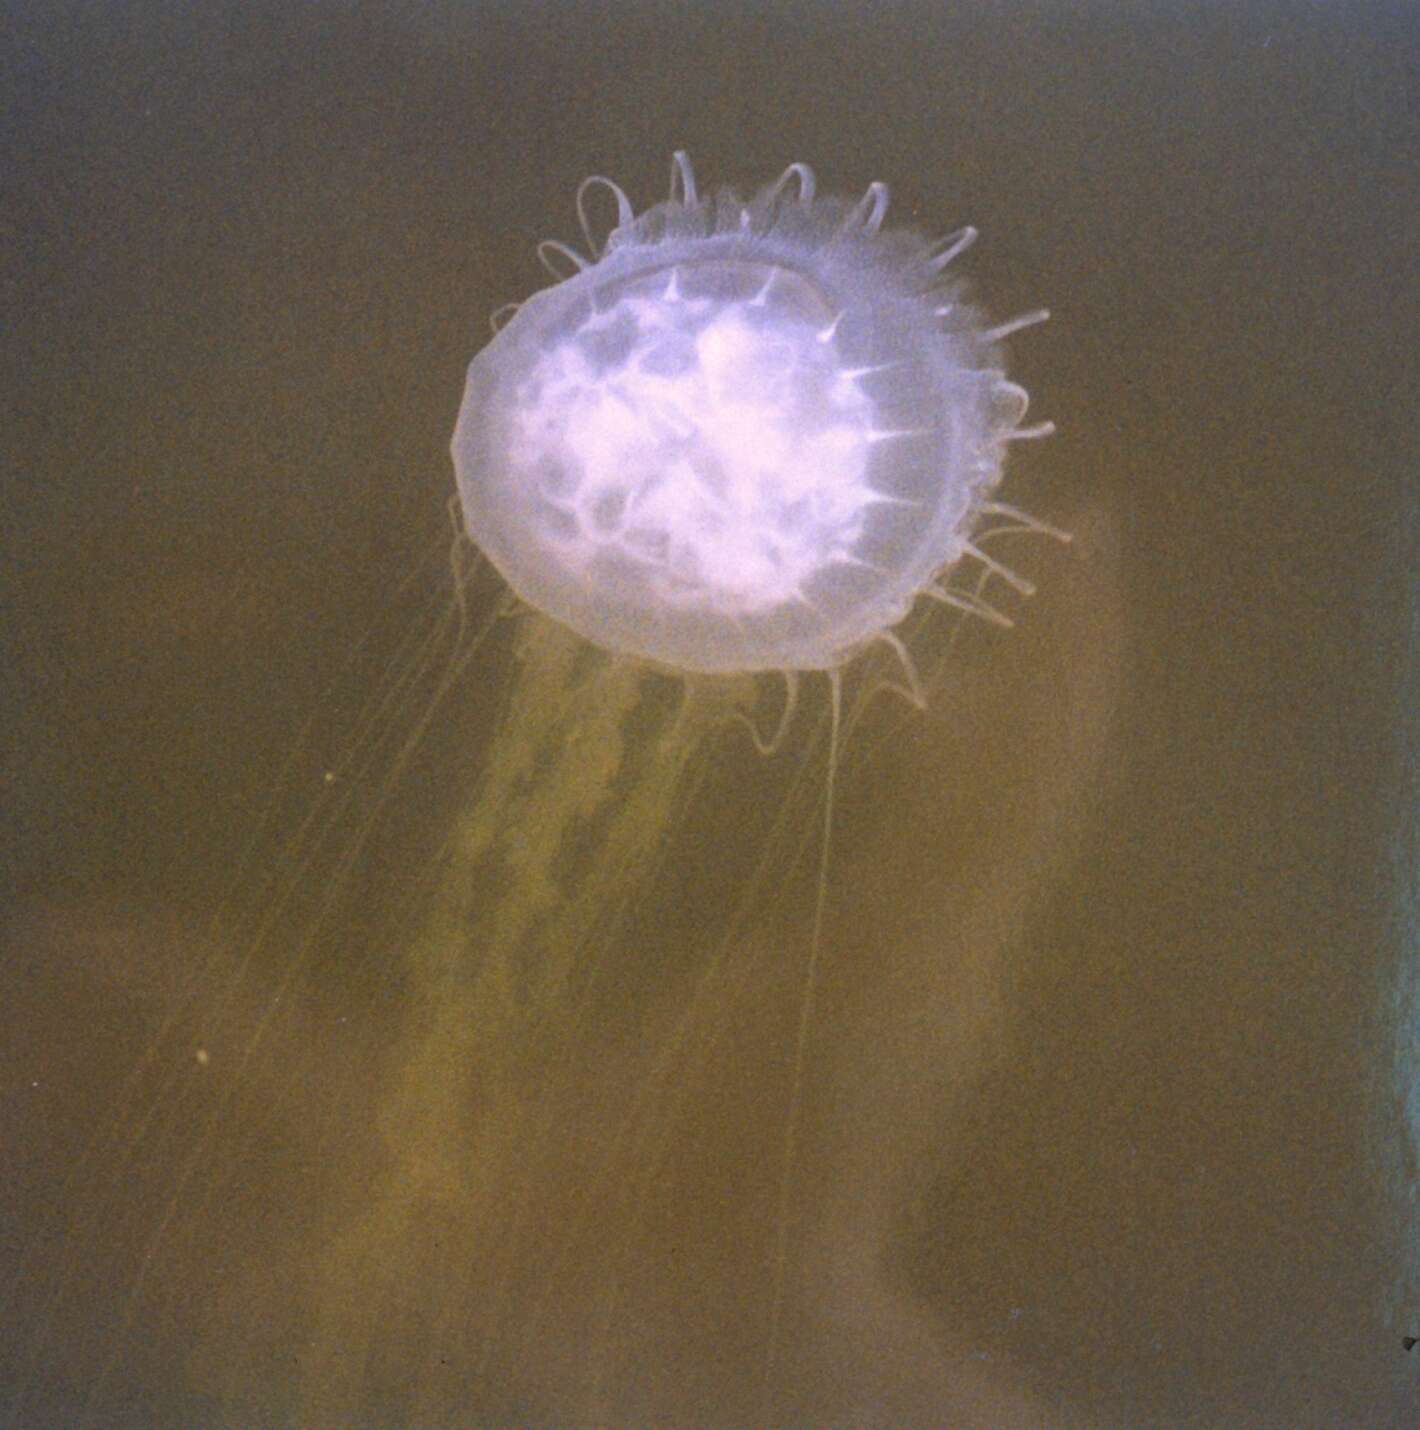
[291,151,1064,1424]
[9,153,1084,1427]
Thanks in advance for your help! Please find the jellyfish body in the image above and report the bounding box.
[453,152,1042,675]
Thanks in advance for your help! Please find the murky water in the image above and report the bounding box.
[4,3,1417,1425]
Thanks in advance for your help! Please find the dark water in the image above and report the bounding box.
[4,2,1418,1425]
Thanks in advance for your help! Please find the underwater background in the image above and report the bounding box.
[4,1,1418,1425]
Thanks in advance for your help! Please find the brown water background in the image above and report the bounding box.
[4,2,1419,1425]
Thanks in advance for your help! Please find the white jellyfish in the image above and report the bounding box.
[294,152,1065,1423]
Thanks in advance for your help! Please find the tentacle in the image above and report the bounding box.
[765,161,816,206]
[840,180,890,235]
[978,501,1074,544]
[765,661,842,1401]
[982,308,1051,343]
[990,377,1032,429]
[871,628,927,710]
[1004,419,1057,441]
[962,541,1037,597]
[536,239,590,281]
[446,493,473,638]
[927,226,978,272]
[575,174,635,257]
[734,670,801,755]
[669,149,697,208]
[489,302,520,335]
[925,582,1014,629]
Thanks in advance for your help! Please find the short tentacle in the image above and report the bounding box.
[870,629,928,710]
[734,670,801,755]
[766,161,816,206]
[489,302,520,335]
[536,239,590,280]
[1004,419,1057,441]
[840,180,890,235]
[925,583,1014,629]
[670,149,698,208]
[962,541,1037,597]
[979,501,1074,544]
[928,226,978,272]
[983,308,1051,343]
[990,377,1033,429]
[576,175,635,257]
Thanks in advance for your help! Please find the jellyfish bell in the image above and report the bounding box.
[452,150,1057,691]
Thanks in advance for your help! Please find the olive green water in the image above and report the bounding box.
[5,2,1418,1425]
